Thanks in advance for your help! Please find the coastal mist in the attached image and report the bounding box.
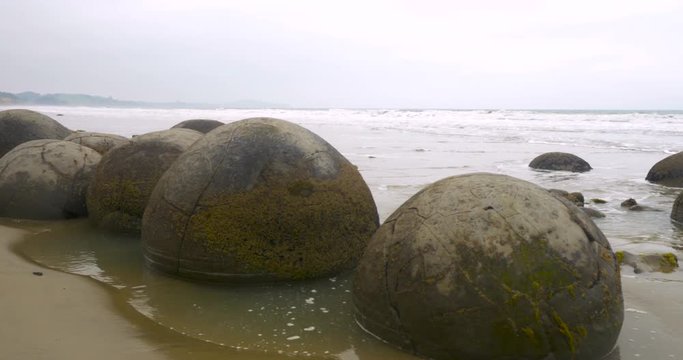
[9,106,683,360]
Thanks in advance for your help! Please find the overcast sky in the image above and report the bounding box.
[1,0,682,109]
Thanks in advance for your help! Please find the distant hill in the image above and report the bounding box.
[0,91,288,109]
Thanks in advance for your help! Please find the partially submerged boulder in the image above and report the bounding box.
[142,117,379,282]
[646,152,683,187]
[86,128,202,233]
[620,198,661,212]
[353,173,623,360]
[672,192,683,223]
[0,109,71,157]
[529,152,592,172]
[0,139,101,219]
[64,131,130,154]
[171,119,224,133]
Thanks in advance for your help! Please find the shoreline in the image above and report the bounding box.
[3,220,683,360]
[0,223,282,360]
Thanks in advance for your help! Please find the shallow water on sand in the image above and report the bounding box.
[6,106,683,359]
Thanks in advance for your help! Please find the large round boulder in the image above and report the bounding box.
[0,109,71,158]
[646,152,683,187]
[171,119,224,133]
[529,152,592,172]
[142,117,379,282]
[64,131,130,154]
[0,139,101,219]
[87,128,202,233]
[353,173,623,360]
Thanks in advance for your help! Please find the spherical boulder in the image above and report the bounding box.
[87,128,202,233]
[0,139,101,219]
[529,152,592,172]
[142,117,379,282]
[64,131,130,154]
[171,119,224,133]
[353,173,623,360]
[0,109,71,158]
[646,152,683,187]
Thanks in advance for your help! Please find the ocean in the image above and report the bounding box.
[5,106,683,359]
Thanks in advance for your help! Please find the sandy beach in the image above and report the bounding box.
[2,220,683,360]
[0,223,283,360]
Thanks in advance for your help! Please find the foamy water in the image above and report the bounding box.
[7,106,683,359]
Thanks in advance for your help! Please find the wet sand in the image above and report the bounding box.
[0,224,282,360]
[3,220,683,359]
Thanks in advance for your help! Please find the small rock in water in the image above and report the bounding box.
[616,251,679,273]
[547,189,584,207]
[672,192,683,223]
[32,271,43,276]
[621,198,638,207]
[620,198,661,212]
[591,198,608,204]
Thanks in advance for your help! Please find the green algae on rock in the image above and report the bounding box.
[86,128,202,234]
[616,251,679,273]
[352,173,623,360]
[141,117,379,282]
[0,109,72,158]
[0,139,101,219]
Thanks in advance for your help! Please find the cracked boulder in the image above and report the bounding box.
[529,152,592,172]
[141,117,379,282]
[87,128,202,233]
[171,119,224,133]
[64,131,130,154]
[646,151,683,187]
[0,139,101,219]
[352,173,623,360]
[0,109,72,158]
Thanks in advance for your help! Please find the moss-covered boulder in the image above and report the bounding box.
[0,109,71,158]
[87,128,202,233]
[64,131,130,154]
[142,117,379,282]
[646,152,683,187]
[353,173,623,360]
[529,152,592,172]
[171,119,224,133]
[0,139,101,219]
